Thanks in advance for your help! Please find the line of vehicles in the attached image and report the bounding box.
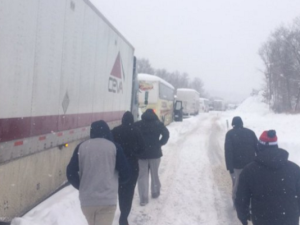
[137,73,227,123]
[137,74,209,123]
[0,0,224,222]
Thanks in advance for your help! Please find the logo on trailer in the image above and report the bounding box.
[108,52,125,93]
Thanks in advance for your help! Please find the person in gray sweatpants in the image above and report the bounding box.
[67,120,130,225]
[138,158,161,205]
[135,109,169,206]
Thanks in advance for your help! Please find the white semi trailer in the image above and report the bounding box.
[0,0,137,221]
[176,88,200,116]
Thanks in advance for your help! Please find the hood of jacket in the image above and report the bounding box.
[255,147,289,170]
[122,111,134,126]
[141,109,159,122]
[232,116,243,128]
[90,120,113,141]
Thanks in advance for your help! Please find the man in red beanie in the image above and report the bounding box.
[224,116,258,205]
[235,130,300,225]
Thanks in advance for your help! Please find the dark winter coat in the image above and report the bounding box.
[225,126,258,171]
[112,111,145,168]
[134,109,169,159]
[66,120,130,206]
[235,146,300,225]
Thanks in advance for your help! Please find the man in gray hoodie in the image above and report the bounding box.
[67,120,130,225]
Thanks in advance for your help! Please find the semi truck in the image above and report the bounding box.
[0,0,137,221]
[176,88,200,116]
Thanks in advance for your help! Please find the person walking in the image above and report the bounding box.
[135,109,169,206]
[67,120,130,225]
[235,130,300,225]
[224,116,257,204]
[112,111,145,225]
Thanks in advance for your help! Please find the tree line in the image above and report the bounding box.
[260,17,300,113]
[136,58,206,97]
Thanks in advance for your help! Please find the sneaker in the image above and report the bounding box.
[140,198,148,206]
[140,200,148,206]
[151,192,160,199]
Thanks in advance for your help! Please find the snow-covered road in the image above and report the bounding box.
[135,109,263,225]
[12,112,244,225]
[128,113,240,225]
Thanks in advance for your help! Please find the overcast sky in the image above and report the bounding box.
[89,0,300,102]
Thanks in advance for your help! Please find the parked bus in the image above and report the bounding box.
[138,74,174,125]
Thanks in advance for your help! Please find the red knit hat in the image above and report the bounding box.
[258,130,278,146]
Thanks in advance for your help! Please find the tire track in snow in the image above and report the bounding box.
[155,114,220,225]
[124,115,213,225]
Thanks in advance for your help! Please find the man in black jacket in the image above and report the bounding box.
[224,116,257,204]
[235,130,300,225]
[135,109,169,206]
[112,111,145,225]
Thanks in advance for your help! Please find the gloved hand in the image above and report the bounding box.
[242,221,248,225]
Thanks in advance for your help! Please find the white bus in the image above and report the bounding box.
[138,74,174,125]
[176,88,200,115]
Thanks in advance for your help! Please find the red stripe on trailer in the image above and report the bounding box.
[69,130,74,134]
[0,111,124,143]
[39,136,46,141]
[82,128,86,131]
[14,141,23,146]
[57,133,63,137]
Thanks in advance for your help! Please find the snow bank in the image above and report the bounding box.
[235,91,270,115]
[11,186,87,225]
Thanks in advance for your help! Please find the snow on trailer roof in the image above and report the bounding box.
[138,73,174,89]
[177,88,199,94]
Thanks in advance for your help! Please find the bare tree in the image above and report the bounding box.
[189,77,204,96]
[137,58,207,97]
[259,18,300,113]
[136,58,154,74]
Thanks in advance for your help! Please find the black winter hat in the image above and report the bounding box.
[142,108,159,121]
[90,120,113,141]
[232,116,243,127]
[122,111,134,126]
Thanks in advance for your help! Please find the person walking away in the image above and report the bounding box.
[112,111,145,225]
[224,116,257,204]
[235,130,300,225]
[135,109,169,206]
[67,120,130,225]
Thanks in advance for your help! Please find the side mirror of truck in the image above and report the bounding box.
[144,91,149,105]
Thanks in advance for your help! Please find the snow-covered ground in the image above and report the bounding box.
[11,94,300,225]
